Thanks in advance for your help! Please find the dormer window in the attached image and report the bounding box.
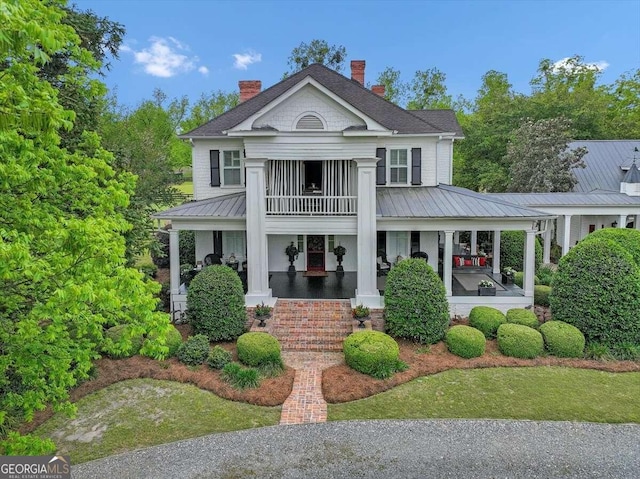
[295,114,324,130]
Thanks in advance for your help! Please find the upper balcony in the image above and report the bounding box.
[265,159,357,216]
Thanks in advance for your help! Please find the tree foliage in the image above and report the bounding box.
[374,66,408,105]
[406,68,452,110]
[506,117,587,192]
[0,0,170,451]
[180,90,239,135]
[286,39,347,74]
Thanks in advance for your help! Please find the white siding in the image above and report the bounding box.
[192,139,245,200]
[194,230,213,264]
[244,136,376,161]
[436,138,453,185]
[377,137,440,186]
[254,85,366,132]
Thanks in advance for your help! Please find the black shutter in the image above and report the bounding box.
[376,147,386,185]
[209,150,220,187]
[213,231,223,256]
[411,148,421,185]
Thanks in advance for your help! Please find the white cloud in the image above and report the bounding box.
[552,57,609,73]
[120,36,201,78]
[233,51,262,70]
[198,66,209,76]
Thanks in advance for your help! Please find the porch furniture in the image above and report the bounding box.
[452,254,488,268]
[203,253,222,266]
[411,251,429,262]
[376,250,391,276]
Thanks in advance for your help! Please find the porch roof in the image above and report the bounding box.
[487,191,640,206]
[153,192,246,219]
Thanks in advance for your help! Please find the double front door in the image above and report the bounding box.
[306,235,325,271]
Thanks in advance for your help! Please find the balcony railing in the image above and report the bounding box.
[266,195,357,216]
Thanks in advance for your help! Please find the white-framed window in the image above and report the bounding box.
[389,149,409,184]
[222,150,242,186]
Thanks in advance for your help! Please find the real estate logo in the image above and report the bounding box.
[0,455,70,479]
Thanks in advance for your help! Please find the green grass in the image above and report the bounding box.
[328,367,640,423]
[175,181,193,195]
[35,379,281,464]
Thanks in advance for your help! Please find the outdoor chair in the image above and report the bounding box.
[203,253,222,266]
[411,251,429,262]
[376,250,391,276]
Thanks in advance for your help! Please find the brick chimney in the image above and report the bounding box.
[239,80,261,102]
[350,60,365,86]
[372,85,386,97]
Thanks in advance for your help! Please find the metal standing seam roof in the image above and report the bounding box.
[622,162,640,184]
[569,140,640,193]
[153,193,246,219]
[487,192,640,206]
[181,63,462,137]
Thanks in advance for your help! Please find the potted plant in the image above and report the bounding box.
[254,302,272,327]
[333,244,346,273]
[352,304,370,328]
[502,267,516,284]
[285,242,299,274]
[478,279,497,296]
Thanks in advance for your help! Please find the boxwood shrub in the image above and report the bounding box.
[514,271,540,288]
[468,306,506,339]
[176,334,210,366]
[236,332,283,368]
[497,323,544,359]
[539,321,585,358]
[580,228,640,267]
[187,265,246,341]
[207,345,233,369]
[384,258,449,344]
[103,324,145,358]
[445,325,486,359]
[534,285,551,307]
[343,331,406,379]
[550,238,640,349]
[143,324,182,358]
[500,231,542,272]
[506,308,539,329]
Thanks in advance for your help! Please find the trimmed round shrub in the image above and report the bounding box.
[445,325,486,359]
[539,321,585,358]
[343,331,405,379]
[500,230,542,272]
[497,323,544,359]
[207,345,233,369]
[506,308,539,329]
[176,334,210,366]
[580,228,640,267]
[236,332,283,368]
[187,265,247,341]
[534,285,551,307]
[104,324,144,358]
[468,306,506,339]
[384,258,449,344]
[550,238,640,349]
[144,324,183,358]
[513,271,540,288]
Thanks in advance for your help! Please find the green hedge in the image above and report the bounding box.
[500,231,542,272]
[143,324,182,358]
[506,309,539,329]
[104,324,144,358]
[534,285,551,307]
[536,266,555,286]
[580,228,640,267]
[550,238,640,349]
[539,321,585,358]
[176,334,210,366]
[497,323,544,359]
[468,306,506,339]
[236,332,283,368]
[513,271,540,288]
[384,259,449,344]
[343,331,406,379]
[445,325,486,359]
[187,265,247,341]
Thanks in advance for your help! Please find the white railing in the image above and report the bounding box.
[266,195,357,215]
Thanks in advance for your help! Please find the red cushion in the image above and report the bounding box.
[452,256,459,267]
[479,257,486,266]
[464,259,472,266]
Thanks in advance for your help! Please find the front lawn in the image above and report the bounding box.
[328,367,640,423]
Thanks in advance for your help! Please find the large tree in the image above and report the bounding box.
[285,39,347,74]
[0,0,170,453]
[374,66,408,106]
[406,67,452,110]
[506,117,587,192]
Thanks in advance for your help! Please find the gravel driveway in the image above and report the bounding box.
[72,419,640,479]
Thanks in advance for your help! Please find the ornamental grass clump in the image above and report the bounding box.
[176,334,210,366]
[497,323,544,359]
[187,265,246,341]
[468,306,506,339]
[343,331,407,379]
[445,325,486,359]
[506,308,540,329]
[384,258,449,344]
[539,321,585,358]
[221,362,260,389]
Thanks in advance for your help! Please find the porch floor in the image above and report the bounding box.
[451,269,524,297]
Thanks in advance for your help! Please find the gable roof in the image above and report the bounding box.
[570,140,640,192]
[182,63,462,137]
[408,110,463,137]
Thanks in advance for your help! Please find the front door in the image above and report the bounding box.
[306,235,325,271]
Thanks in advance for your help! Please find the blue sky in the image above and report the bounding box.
[76,0,640,108]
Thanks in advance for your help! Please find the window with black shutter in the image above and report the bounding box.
[411,148,422,185]
[376,147,386,185]
[209,150,220,187]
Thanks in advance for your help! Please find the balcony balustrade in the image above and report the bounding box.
[266,195,357,215]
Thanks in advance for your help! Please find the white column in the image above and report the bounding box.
[523,229,536,300]
[562,215,572,255]
[543,220,551,264]
[470,230,478,255]
[169,229,180,295]
[492,230,501,275]
[453,231,460,247]
[244,158,272,306]
[443,230,454,297]
[355,158,381,307]
[618,214,627,228]
[636,215,640,230]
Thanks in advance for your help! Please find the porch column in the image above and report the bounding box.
[562,215,572,255]
[636,215,640,230]
[453,231,460,246]
[543,220,552,264]
[443,230,454,297]
[244,158,272,306]
[492,230,501,275]
[618,214,627,228]
[470,230,478,255]
[523,228,536,299]
[355,158,381,307]
[169,229,180,295]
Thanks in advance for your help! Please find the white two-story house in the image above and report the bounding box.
[157,61,557,315]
